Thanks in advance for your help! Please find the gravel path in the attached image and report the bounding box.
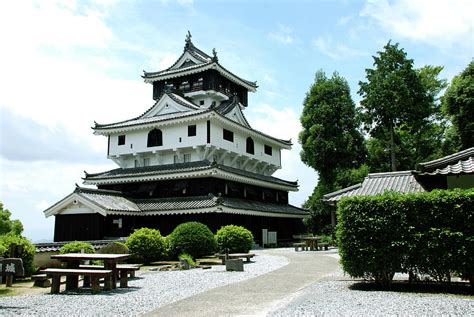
[269,269,474,316]
[0,251,288,316]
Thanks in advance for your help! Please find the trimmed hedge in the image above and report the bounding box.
[0,234,36,276]
[215,225,254,253]
[337,189,473,288]
[168,222,216,259]
[126,228,166,264]
[60,241,95,254]
[97,241,129,254]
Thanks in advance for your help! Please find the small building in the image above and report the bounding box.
[323,147,474,222]
[44,33,308,243]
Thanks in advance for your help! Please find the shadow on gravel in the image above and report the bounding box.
[349,281,473,296]
[47,287,141,296]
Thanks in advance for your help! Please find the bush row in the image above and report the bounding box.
[336,189,473,288]
[126,223,254,263]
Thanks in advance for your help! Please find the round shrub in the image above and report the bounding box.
[126,228,166,264]
[215,225,254,253]
[0,234,36,276]
[60,241,95,254]
[97,241,129,254]
[168,222,216,259]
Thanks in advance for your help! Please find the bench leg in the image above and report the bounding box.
[104,277,113,291]
[120,271,128,288]
[83,275,91,288]
[91,276,101,294]
[129,271,135,278]
[51,275,61,294]
[65,276,79,291]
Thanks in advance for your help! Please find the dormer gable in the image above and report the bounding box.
[224,103,251,127]
[142,93,199,118]
[169,51,210,71]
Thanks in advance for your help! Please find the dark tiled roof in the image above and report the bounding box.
[136,195,218,211]
[35,239,126,253]
[417,147,474,175]
[85,160,211,179]
[53,187,307,217]
[323,171,426,204]
[222,197,308,215]
[84,160,298,188]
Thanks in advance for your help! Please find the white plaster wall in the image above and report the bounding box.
[209,121,281,168]
[109,120,207,156]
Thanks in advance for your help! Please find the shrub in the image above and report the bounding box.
[0,234,36,276]
[126,228,166,264]
[60,241,95,254]
[337,189,473,288]
[178,253,196,267]
[168,222,216,259]
[97,241,129,254]
[215,225,254,253]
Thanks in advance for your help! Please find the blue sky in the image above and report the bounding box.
[0,0,472,242]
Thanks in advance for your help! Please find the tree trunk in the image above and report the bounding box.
[389,122,397,171]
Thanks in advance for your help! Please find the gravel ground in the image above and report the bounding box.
[269,270,474,316]
[0,251,288,316]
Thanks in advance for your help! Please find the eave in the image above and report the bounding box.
[143,62,258,92]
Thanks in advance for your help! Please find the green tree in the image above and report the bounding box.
[365,65,447,171]
[442,60,474,150]
[299,70,366,232]
[358,41,432,171]
[299,70,366,182]
[0,202,23,236]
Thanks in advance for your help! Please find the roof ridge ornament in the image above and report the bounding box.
[184,30,192,50]
[212,48,218,62]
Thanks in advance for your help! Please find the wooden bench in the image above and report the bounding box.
[293,242,307,251]
[318,242,329,250]
[216,253,255,265]
[41,268,113,294]
[80,264,141,288]
[31,274,51,288]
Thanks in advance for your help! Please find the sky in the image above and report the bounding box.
[0,0,472,242]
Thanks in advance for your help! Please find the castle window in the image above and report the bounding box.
[246,137,254,155]
[143,158,150,166]
[118,135,125,146]
[147,129,163,147]
[264,145,272,156]
[188,125,196,136]
[200,100,205,106]
[223,129,234,142]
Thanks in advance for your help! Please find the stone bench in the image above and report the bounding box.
[216,253,255,265]
[31,274,51,288]
[79,264,141,288]
[293,242,307,251]
[41,268,113,294]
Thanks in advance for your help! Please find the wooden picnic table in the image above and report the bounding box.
[300,236,322,251]
[50,253,129,290]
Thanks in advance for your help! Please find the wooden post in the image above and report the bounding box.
[119,270,128,288]
[51,275,61,294]
[91,276,100,294]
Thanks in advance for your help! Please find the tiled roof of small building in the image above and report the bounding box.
[323,171,426,204]
[35,239,126,253]
[416,147,474,175]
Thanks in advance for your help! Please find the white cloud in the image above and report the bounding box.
[268,24,295,45]
[248,104,318,207]
[312,36,366,60]
[361,0,474,48]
